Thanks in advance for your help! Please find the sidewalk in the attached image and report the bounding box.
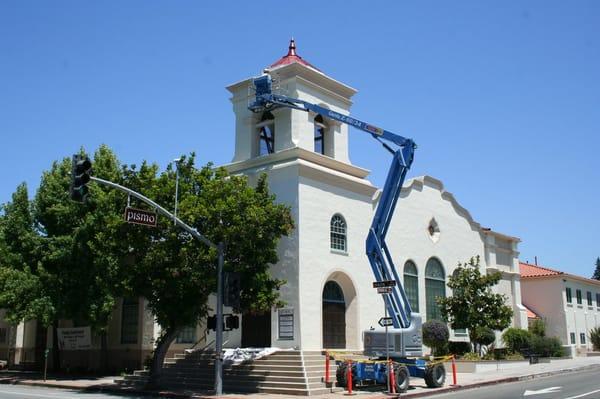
[1,356,600,398]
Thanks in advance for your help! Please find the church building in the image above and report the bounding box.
[221,40,529,351]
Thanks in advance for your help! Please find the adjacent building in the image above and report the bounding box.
[520,262,600,352]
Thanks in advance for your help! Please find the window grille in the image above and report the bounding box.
[425,258,445,321]
[330,214,347,252]
[403,261,419,312]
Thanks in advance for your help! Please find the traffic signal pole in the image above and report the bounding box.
[88,175,226,395]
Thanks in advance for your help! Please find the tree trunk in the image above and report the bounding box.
[147,327,179,388]
[52,322,60,371]
[99,330,108,373]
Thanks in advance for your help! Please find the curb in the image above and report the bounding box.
[3,363,600,398]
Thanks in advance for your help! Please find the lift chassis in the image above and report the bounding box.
[249,74,445,391]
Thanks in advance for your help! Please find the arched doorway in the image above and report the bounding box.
[322,281,346,349]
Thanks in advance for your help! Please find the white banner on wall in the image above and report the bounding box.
[57,327,92,350]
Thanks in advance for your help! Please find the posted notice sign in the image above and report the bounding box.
[57,327,92,350]
[124,207,157,227]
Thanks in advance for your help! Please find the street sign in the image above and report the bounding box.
[124,207,157,227]
[377,287,393,294]
[378,317,393,327]
[372,280,397,288]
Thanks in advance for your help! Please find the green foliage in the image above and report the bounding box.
[438,256,513,352]
[530,335,564,357]
[529,318,546,337]
[502,328,532,353]
[589,327,600,351]
[475,326,496,347]
[593,257,600,281]
[448,341,471,356]
[460,352,481,361]
[422,320,450,355]
[0,146,294,378]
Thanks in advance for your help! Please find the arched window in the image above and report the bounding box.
[257,111,275,156]
[403,261,419,312]
[314,114,326,155]
[323,281,345,303]
[425,258,445,321]
[330,214,347,252]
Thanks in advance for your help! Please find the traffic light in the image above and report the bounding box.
[225,315,239,330]
[70,154,92,203]
[224,272,241,308]
[207,315,217,331]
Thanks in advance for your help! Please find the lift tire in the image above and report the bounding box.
[336,363,356,388]
[336,363,347,387]
[424,363,446,388]
[394,365,410,393]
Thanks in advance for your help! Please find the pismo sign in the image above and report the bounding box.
[124,206,157,227]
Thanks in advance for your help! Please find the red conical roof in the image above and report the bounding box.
[269,39,320,71]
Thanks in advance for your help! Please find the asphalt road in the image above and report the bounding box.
[0,385,156,399]
[431,367,600,399]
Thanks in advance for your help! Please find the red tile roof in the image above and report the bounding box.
[270,39,321,71]
[522,304,539,319]
[519,262,563,278]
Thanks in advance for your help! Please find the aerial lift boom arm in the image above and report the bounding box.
[249,75,416,329]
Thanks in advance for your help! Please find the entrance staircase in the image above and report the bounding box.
[116,349,337,396]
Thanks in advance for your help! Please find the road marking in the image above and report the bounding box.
[563,388,600,399]
[524,386,562,396]
[0,388,80,398]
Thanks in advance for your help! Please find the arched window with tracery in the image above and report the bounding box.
[404,261,419,312]
[314,114,326,155]
[257,111,275,156]
[425,257,446,321]
[330,214,347,252]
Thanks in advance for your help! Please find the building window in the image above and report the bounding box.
[257,111,275,156]
[587,291,593,306]
[121,298,139,344]
[580,333,586,345]
[576,289,582,305]
[403,261,419,313]
[0,328,6,344]
[566,287,572,303]
[596,293,600,307]
[330,214,347,252]
[425,257,446,321]
[570,332,576,345]
[176,325,196,344]
[314,114,326,155]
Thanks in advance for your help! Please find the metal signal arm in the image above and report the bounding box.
[249,75,416,329]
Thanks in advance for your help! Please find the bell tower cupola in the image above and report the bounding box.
[227,39,358,166]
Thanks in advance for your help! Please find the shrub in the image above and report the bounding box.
[448,341,472,356]
[476,326,496,347]
[529,318,546,337]
[590,327,600,351]
[461,352,480,361]
[502,328,532,353]
[530,335,564,357]
[422,320,450,356]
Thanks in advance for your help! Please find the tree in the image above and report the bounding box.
[592,257,600,280]
[437,256,513,354]
[117,157,294,384]
[0,146,129,371]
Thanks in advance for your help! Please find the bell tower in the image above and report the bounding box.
[226,39,359,166]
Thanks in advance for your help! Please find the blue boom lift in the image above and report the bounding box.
[248,74,446,392]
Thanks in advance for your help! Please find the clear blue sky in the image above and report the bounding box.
[1,1,598,277]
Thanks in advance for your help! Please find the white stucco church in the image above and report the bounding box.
[218,40,529,351]
[0,41,532,371]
